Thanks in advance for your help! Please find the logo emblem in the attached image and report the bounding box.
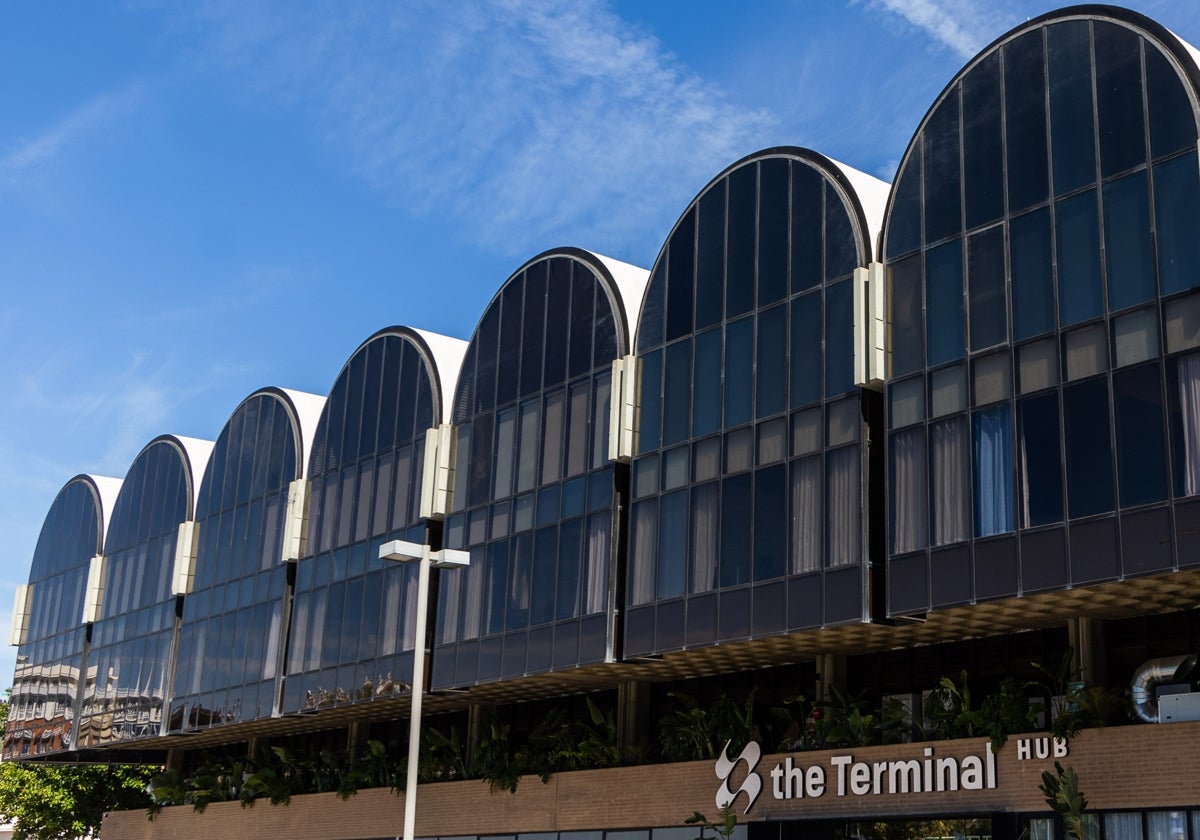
[714,740,763,814]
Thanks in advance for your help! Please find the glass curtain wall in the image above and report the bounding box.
[282,330,436,712]
[627,149,878,657]
[5,479,106,758]
[170,392,301,730]
[432,250,624,689]
[77,440,191,747]
[884,10,1200,615]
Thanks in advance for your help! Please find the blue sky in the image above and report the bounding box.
[2,0,1198,686]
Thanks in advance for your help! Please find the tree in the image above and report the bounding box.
[0,695,156,839]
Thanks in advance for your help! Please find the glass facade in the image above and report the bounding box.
[77,439,194,747]
[431,249,629,689]
[170,391,306,731]
[627,149,881,656]
[884,13,1200,614]
[5,477,109,758]
[282,329,439,712]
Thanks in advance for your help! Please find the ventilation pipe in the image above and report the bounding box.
[1131,654,1198,722]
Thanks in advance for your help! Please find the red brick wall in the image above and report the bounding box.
[101,723,1200,840]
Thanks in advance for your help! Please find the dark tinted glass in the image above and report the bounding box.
[1155,152,1200,296]
[725,317,753,426]
[719,473,752,586]
[926,239,965,365]
[1063,378,1114,518]
[666,210,696,342]
[520,263,547,397]
[1048,21,1096,195]
[757,305,787,418]
[754,465,786,580]
[962,52,1004,229]
[1020,393,1064,526]
[792,162,824,289]
[569,267,595,379]
[1094,22,1145,177]
[890,255,924,377]
[544,259,571,386]
[1114,364,1167,507]
[696,185,726,329]
[693,329,722,436]
[825,280,854,397]
[759,157,789,304]
[663,341,691,446]
[657,491,687,599]
[968,226,1007,351]
[791,292,821,407]
[1004,30,1050,212]
[474,305,499,413]
[887,152,922,259]
[1146,44,1198,158]
[1010,208,1055,339]
[825,184,857,280]
[1103,171,1154,311]
[638,349,663,454]
[1056,189,1102,326]
[727,164,756,317]
[639,263,665,351]
[924,93,963,244]
[497,282,522,404]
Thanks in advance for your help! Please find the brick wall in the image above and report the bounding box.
[101,723,1200,840]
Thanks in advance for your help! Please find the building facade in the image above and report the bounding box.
[8,5,1200,840]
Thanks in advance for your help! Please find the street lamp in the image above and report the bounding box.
[379,539,469,840]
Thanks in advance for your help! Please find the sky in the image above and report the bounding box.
[2,0,1199,686]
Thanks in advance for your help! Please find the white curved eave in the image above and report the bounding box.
[86,474,124,551]
[823,155,891,264]
[410,328,469,423]
[170,435,216,517]
[279,389,327,480]
[584,251,650,355]
[1166,27,1200,90]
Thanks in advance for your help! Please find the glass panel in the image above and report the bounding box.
[1145,812,1185,840]
[1019,339,1059,393]
[1017,391,1065,525]
[924,91,962,244]
[638,264,665,351]
[693,329,722,436]
[517,399,541,493]
[825,183,858,281]
[1165,294,1200,354]
[1114,308,1160,368]
[628,499,656,606]
[886,153,922,259]
[1147,44,1197,158]
[724,318,753,427]
[662,340,691,447]
[1064,324,1107,381]
[792,409,822,456]
[973,353,1011,405]
[827,398,859,446]
[520,264,546,398]
[726,165,756,318]
[890,378,924,428]
[689,483,719,593]
[759,157,789,305]
[792,161,824,290]
[930,364,966,417]
[724,428,753,474]
[1064,378,1115,518]
[1175,353,1200,496]
[926,239,965,366]
[1004,29,1050,213]
[1056,189,1103,326]
[1155,153,1200,297]
[1104,813,1143,840]
[754,465,786,580]
[566,382,589,478]
[568,266,594,380]
[693,437,720,482]
[827,446,860,568]
[757,305,787,418]
[825,280,854,397]
[696,183,725,329]
[1048,20,1096,195]
[530,526,557,625]
[931,417,969,546]
[1011,208,1055,340]
[962,52,1004,229]
[790,456,822,574]
[790,292,822,407]
[757,418,786,466]
[889,255,924,377]
[1115,364,1168,507]
[1104,171,1155,311]
[719,473,752,586]
[591,371,611,470]
[666,210,695,342]
[968,226,1006,351]
[974,405,1014,537]
[657,492,687,599]
[1094,22,1145,177]
[891,428,927,553]
[633,456,658,499]
[637,349,662,454]
[663,447,689,491]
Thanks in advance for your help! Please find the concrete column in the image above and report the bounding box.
[617,681,649,754]
[1068,617,1107,686]
[815,653,847,701]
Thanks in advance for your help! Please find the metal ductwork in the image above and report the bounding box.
[1131,654,1198,723]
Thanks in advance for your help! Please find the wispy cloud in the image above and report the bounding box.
[859,0,1013,59]
[2,85,145,176]
[171,0,775,260]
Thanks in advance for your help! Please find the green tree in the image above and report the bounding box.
[0,695,156,839]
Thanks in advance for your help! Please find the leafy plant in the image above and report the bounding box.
[1032,649,1132,739]
[474,720,520,793]
[1039,761,1088,840]
[686,805,738,840]
[659,689,755,761]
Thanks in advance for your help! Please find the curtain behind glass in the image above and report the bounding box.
[584,514,609,614]
[1146,812,1185,840]
[460,559,483,640]
[931,418,968,544]
[974,405,1014,536]
[826,446,860,567]
[629,501,657,605]
[1106,813,1143,840]
[791,457,821,573]
[690,483,719,592]
[1179,353,1200,495]
[891,429,927,552]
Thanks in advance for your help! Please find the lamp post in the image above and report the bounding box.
[379,539,470,840]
